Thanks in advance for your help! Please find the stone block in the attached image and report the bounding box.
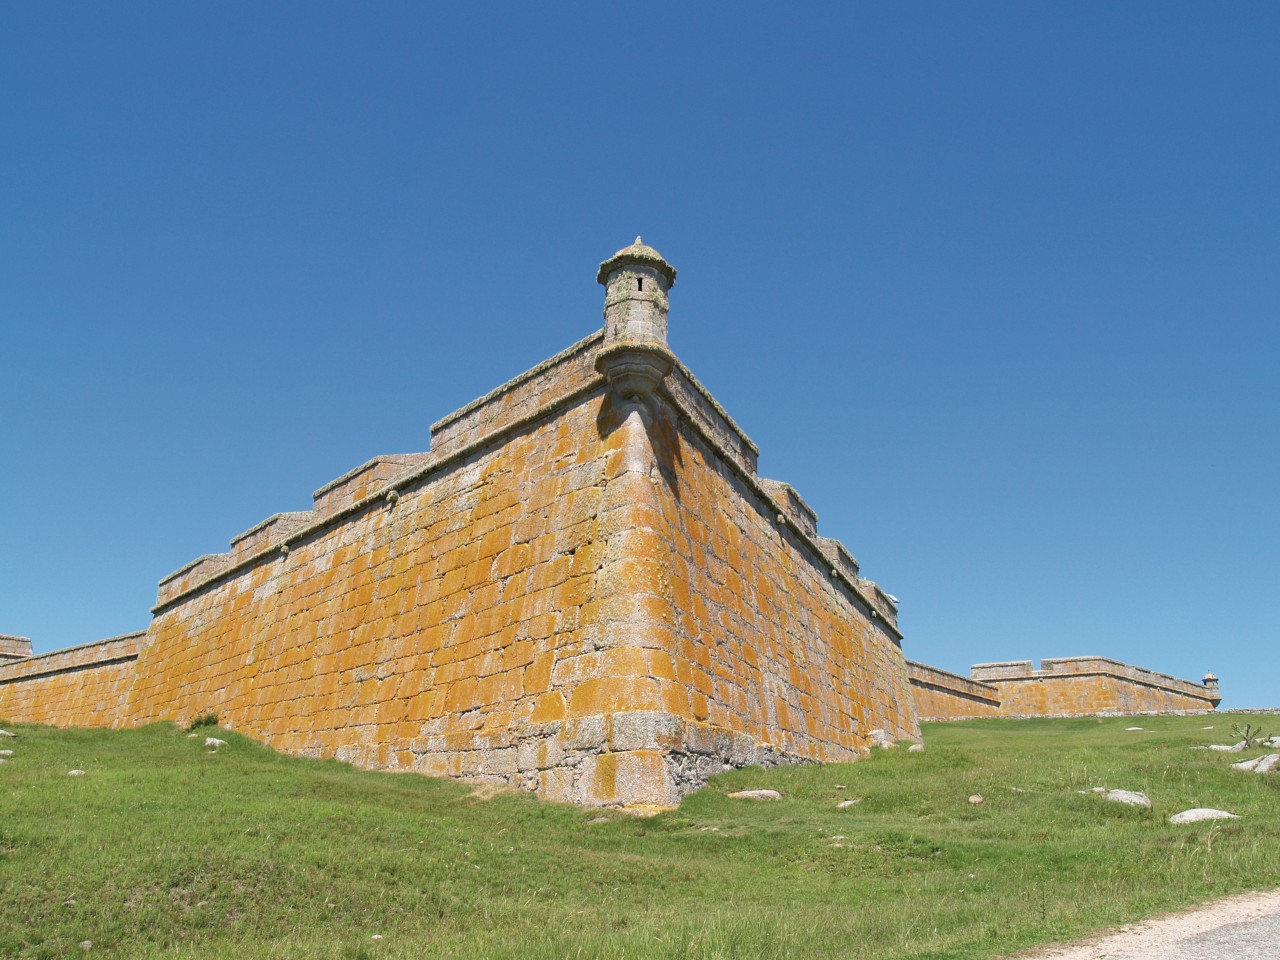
[562,715,606,751]
[609,711,685,752]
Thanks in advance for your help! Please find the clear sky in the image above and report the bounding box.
[2,4,1276,709]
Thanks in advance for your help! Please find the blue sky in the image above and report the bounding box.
[2,4,1276,709]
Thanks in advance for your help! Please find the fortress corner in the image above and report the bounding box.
[1,239,923,808]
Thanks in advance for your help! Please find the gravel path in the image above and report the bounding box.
[1004,889,1280,959]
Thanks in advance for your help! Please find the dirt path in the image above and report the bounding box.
[1004,888,1280,959]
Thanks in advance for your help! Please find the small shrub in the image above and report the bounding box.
[186,712,220,731]
[1231,722,1269,748]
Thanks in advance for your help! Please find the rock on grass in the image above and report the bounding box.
[1230,754,1279,774]
[1105,790,1152,808]
[1169,808,1240,824]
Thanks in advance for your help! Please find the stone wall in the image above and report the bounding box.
[0,336,918,808]
[971,657,1219,717]
[0,633,147,725]
[128,363,623,798]
[907,660,1001,721]
[622,381,920,795]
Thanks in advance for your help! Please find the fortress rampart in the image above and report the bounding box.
[909,657,1219,721]
[906,661,1000,721]
[0,239,919,809]
[0,633,146,726]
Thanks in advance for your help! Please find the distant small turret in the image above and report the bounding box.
[1202,672,1221,708]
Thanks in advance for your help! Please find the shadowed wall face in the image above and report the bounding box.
[645,396,919,776]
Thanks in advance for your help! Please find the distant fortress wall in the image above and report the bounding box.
[906,661,1000,721]
[0,633,146,726]
[909,657,1220,721]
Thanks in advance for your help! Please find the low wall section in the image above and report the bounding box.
[907,661,1000,721]
[0,633,148,726]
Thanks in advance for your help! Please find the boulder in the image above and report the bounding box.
[727,789,782,801]
[868,729,895,750]
[908,743,925,753]
[1105,789,1152,808]
[1231,754,1279,774]
[204,737,228,749]
[0,729,16,738]
[1169,808,1239,825]
[836,798,862,809]
[67,769,85,777]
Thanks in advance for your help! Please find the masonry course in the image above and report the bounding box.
[0,239,920,809]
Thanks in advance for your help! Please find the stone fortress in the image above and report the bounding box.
[0,240,1220,808]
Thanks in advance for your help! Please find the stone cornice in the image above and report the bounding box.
[430,331,605,437]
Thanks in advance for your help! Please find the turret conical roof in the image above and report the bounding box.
[596,236,677,286]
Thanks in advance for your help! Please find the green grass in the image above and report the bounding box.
[0,714,1276,959]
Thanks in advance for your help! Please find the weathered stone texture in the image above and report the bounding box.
[311,454,432,520]
[664,363,759,475]
[0,633,146,725]
[907,660,1001,721]
[429,333,603,458]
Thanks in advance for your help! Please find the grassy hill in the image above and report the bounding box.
[1,713,1277,959]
